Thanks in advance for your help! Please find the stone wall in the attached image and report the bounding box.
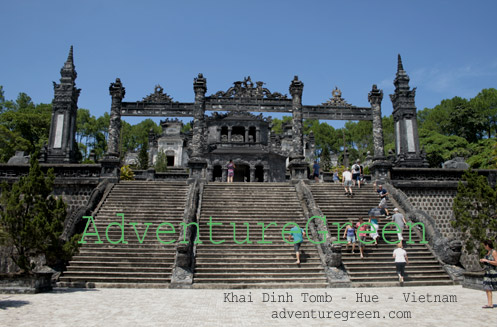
[390,167,497,271]
[400,188,461,240]
[52,184,98,215]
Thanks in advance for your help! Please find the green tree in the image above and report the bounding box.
[271,116,293,135]
[380,115,395,154]
[345,120,373,159]
[466,139,497,169]
[0,154,67,272]
[452,170,497,255]
[138,142,149,170]
[470,88,497,138]
[419,130,470,167]
[154,151,169,172]
[320,146,332,172]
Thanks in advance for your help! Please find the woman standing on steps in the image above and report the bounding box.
[393,242,409,283]
[480,240,497,309]
[227,159,235,183]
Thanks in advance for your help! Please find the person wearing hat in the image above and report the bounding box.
[391,208,407,242]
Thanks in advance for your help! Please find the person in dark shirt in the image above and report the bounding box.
[376,184,390,216]
[312,160,320,183]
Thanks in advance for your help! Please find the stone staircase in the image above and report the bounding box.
[193,182,328,288]
[309,183,454,287]
[59,181,188,288]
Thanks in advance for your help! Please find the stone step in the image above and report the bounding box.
[57,281,171,288]
[351,280,455,287]
[194,277,327,283]
[69,256,175,263]
[194,267,323,273]
[59,276,171,283]
[192,283,329,289]
[194,272,326,279]
[349,274,452,282]
[195,262,321,268]
[195,258,322,263]
[68,261,173,268]
[61,271,172,278]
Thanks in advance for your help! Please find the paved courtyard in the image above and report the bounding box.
[0,285,495,326]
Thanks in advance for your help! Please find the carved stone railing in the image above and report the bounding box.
[383,182,463,281]
[0,164,101,184]
[391,168,497,188]
[170,179,202,288]
[132,169,189,181]
[60,179,113,242]
[294,181,350,287]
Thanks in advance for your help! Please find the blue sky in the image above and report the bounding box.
[1,0,496,128]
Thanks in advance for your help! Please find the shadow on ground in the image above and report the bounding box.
[0,299,30,310]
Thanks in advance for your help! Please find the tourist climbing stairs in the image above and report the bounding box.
[193,182,328,288]
[309,183,454,287]
[59,181,188,288]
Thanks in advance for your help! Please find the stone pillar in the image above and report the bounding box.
[256,128,260,143]
[222,167,227,182]
[289,76,304,160]
[217,127,221,142]
[368,84,392,183]
[228,127,232,142]
[188,74,208,180]
[99,78,125,181]
[46,46,81,163]
[390,55,427,167]
[368,84,385,159]
[107,78,125,157]
[288,76,308,181]
[245,128,249,143]
[250,167,255,183]
[263,168,269,182]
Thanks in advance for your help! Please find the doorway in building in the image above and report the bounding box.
[255,165,264,182]
[166,150,175,166]
[234,164,250,182]
[212,165,222,182]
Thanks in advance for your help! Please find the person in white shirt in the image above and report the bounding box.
[342,167,353,196]
[393,242,409,283]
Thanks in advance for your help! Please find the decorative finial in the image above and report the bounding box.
[397,54,404,72]
[68,46,74,62]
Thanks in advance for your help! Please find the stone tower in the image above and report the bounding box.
[45,46,81,163]
[390,55,427,167]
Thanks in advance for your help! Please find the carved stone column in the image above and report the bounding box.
[228,127,232,142]
[100,78,125,181]
[188,74,208,180]
[288,76,308,181]
[368,84,392,183]
[256,128,260,143]
[107,78,125,157]
[222,167,227,182]
[289,76,304,160]
[250,167,255,182]
[368,84,385,159]
[245,128,249,143]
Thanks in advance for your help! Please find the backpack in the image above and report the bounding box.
[352,164,360,173]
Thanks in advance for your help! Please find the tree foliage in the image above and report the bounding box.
[419,130,470,167]
[0,93,51,161]
[452,170,497,255]
[154,151,169,172]
[138,142,149,170]
[0,155,67,272]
